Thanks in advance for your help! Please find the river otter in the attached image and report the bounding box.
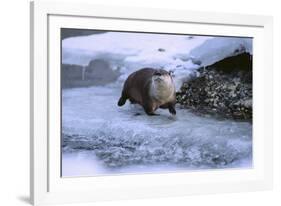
[118,68,176,115]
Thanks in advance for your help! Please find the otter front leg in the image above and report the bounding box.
[143,103,157,116]
[168,104,176,115]
[160,103,176,115]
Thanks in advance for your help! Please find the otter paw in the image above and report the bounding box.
[169,107,176,115]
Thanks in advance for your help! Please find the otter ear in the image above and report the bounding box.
[168,70,175,78]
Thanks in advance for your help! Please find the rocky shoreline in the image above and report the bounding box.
[176,53,252,120]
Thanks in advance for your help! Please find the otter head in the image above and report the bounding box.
[151,69,175,102]
[152,69,173,85]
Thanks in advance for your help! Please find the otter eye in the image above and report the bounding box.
[154,72,161,76]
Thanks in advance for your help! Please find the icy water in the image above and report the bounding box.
[62,85,252,177]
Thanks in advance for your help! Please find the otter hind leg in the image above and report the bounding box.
[129,98,137,104]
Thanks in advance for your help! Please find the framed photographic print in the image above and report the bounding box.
[30,0,273,205]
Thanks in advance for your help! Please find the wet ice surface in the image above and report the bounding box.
[62,85,252,177]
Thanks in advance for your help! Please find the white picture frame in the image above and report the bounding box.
[30,0,273,205]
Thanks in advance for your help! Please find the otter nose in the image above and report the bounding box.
[155,71,162,76]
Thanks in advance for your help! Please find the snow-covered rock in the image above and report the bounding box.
[189,37,252,67]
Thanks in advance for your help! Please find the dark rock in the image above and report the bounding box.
[85,59,121,84]
[61,59,121,88]
[61,64,84,88]
[176,53,252,120]
[208,51,252,75]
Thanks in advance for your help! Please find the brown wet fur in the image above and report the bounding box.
[118,68,176,115]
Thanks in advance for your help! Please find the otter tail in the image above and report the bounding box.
[117,96,127,106]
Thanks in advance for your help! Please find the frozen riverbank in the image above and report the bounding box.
[61,30,253,176]
[62,85,252,176]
